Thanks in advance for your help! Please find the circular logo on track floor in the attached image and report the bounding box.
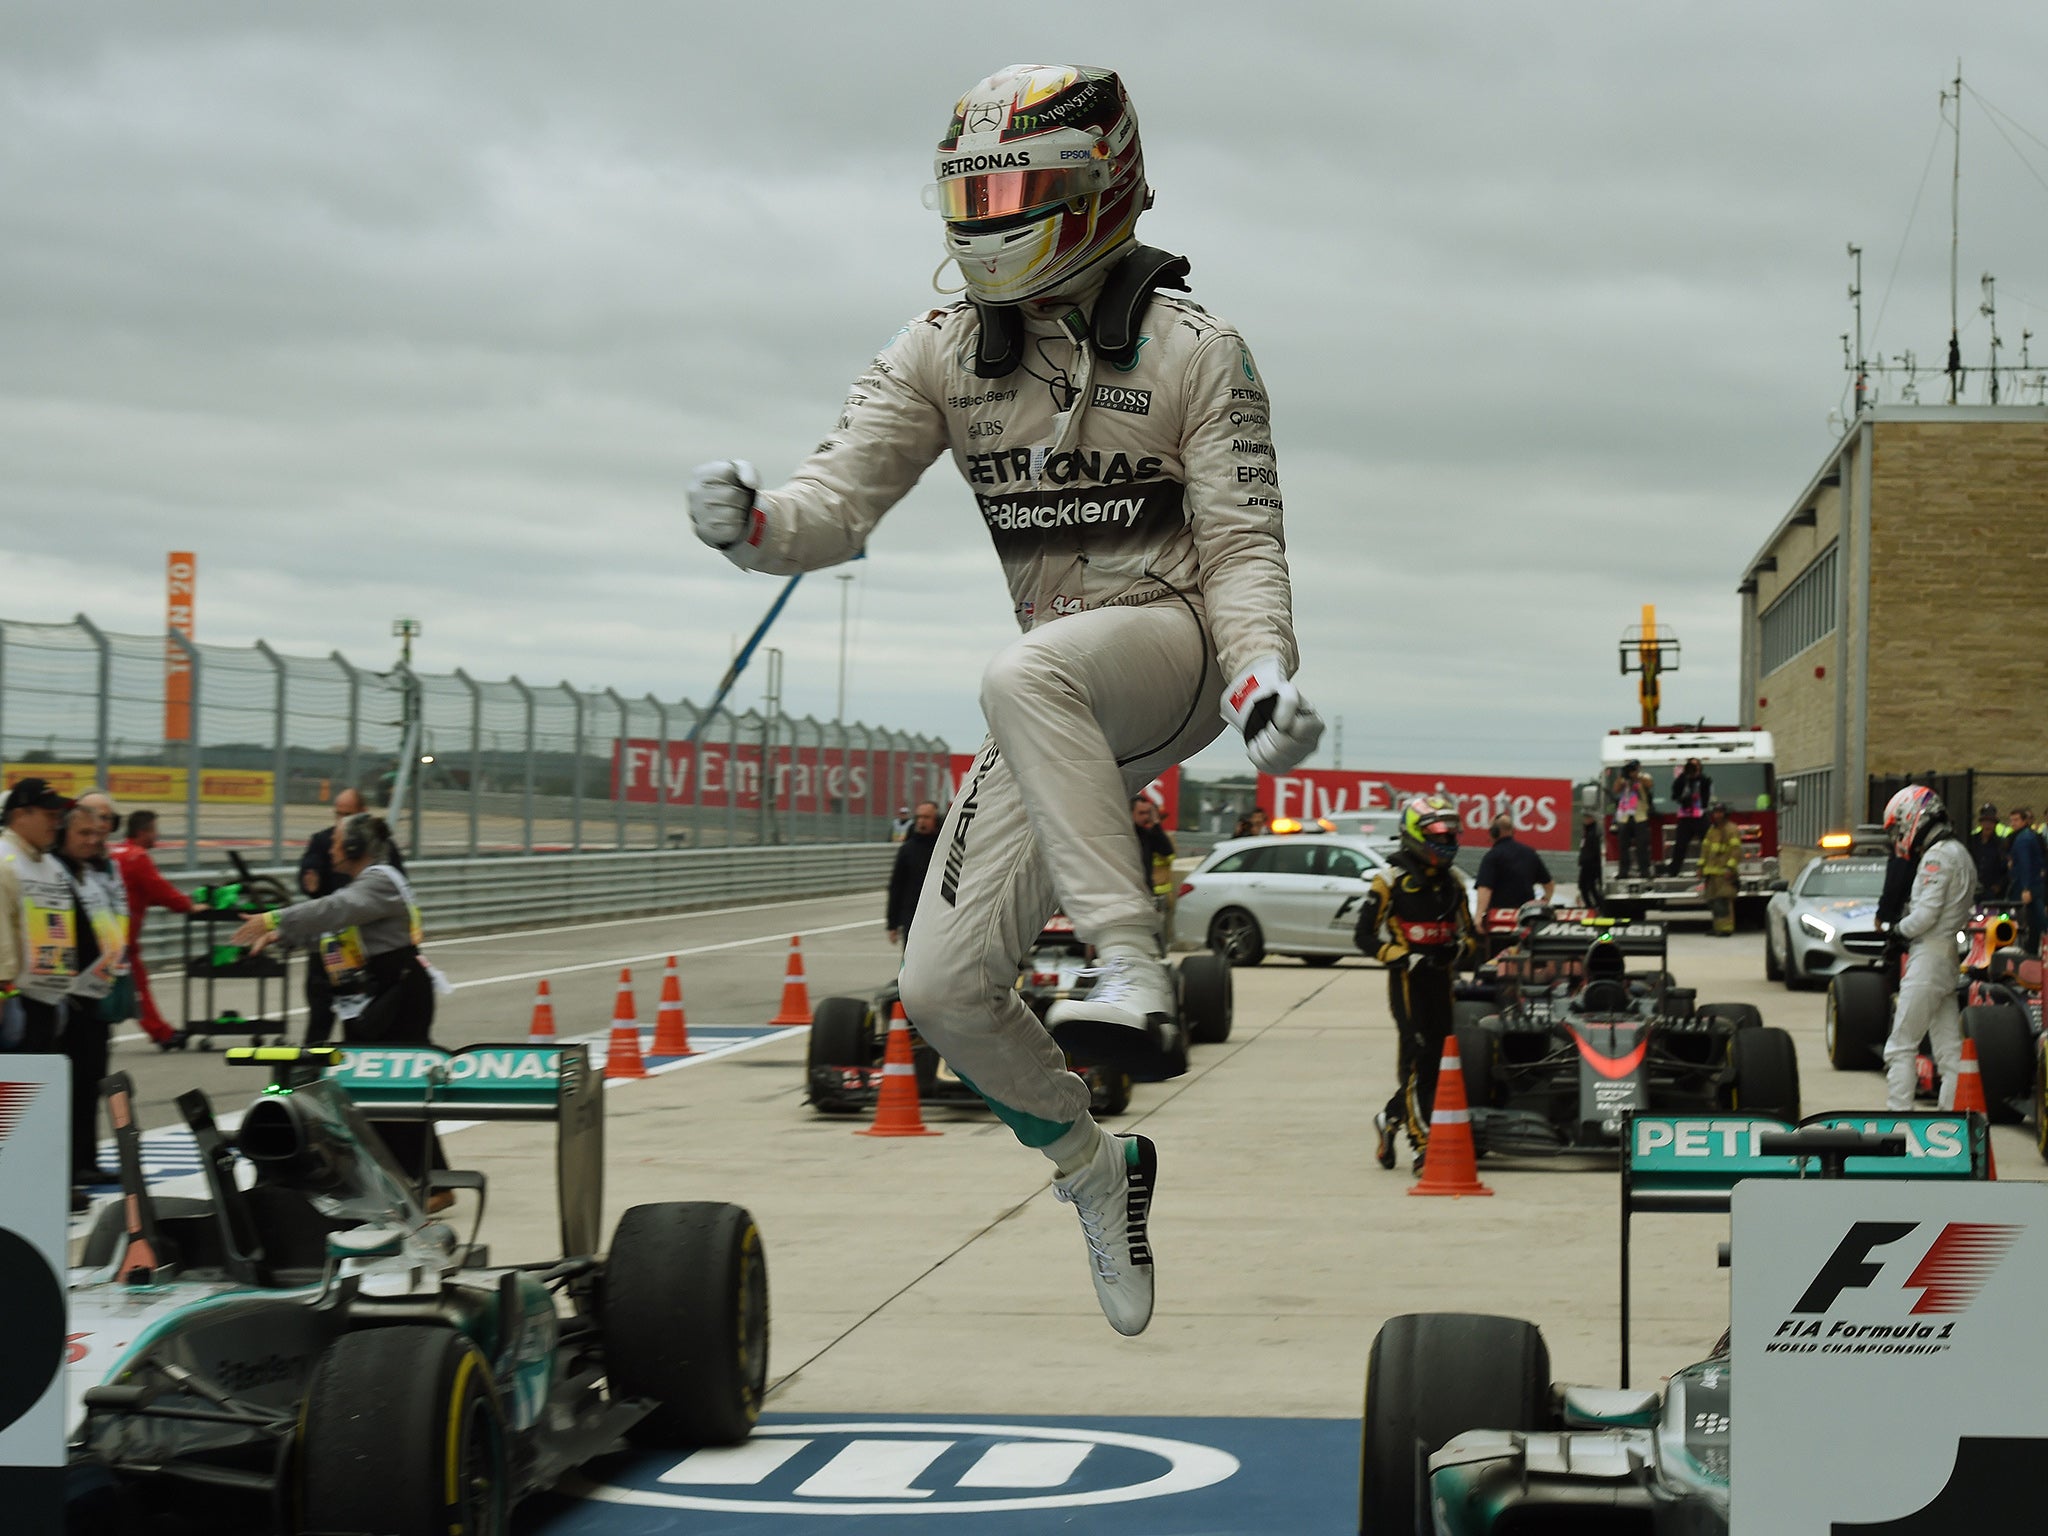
[570,1420,1239,1516]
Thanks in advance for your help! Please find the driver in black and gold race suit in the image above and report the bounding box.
[1357,795,1478,1172]
[686,65,1321,1336]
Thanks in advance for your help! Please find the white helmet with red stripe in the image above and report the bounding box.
[1883,784,1949,858]
[929,64,1148,305]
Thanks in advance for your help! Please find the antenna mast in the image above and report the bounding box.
[1944,61,1963,404]
[1846,242,1865,413]
[1981,272,2001,404]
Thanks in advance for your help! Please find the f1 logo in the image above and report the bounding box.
[1793,1221,2021,1314]
[1793,1222,1915,1313]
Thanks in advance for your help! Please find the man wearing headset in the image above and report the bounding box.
[687,64,1319,1335]
[232,813,448,1205]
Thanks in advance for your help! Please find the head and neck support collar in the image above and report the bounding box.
[969,244,1193,378]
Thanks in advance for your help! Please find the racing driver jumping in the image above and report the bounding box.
[687,64,1320,1335]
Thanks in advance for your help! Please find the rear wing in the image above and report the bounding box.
[324,1043,605,1256]
[1524,919,1666,961]
[1480,905,1595,937]
[1617,1109,1990,1385]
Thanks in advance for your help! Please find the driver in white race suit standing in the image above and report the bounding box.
[1880,785,1974,1111]
[687,65,1320,1335]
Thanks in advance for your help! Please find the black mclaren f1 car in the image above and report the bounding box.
[1450,917,1799,1156]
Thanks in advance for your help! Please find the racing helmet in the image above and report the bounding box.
[1399,793,1461,870]
[1883,784,1948,858]
[930,64,1148,305]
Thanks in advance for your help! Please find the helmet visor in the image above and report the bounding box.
[1414,817,1459,862]
[935,164,1100,223]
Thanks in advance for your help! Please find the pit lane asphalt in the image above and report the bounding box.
[103,905,2046,1511]
[108,890,902,1127]
[376,916,2044,1431]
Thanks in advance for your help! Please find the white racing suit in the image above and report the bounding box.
[741,271,1299,1153]
[1885,834,1975,1111]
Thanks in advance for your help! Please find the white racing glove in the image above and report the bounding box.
[1220,654,1324,775]
[687,459,768,569]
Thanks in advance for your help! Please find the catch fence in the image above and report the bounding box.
[0,615,949,869]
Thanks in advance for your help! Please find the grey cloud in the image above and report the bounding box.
[6,2,2047,775]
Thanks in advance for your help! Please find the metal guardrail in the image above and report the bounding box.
[385,843,897,934]
[137,842,894,976]
[2,612,949,866]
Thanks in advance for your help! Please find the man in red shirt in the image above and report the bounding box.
[109,809,193,1047]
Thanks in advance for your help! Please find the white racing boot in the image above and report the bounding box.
[1047,949,1183,1075]
[1053,1129,1157,1336]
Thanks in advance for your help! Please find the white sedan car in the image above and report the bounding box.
[1172,833,1390,965]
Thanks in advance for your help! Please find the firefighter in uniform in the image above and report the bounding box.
[1357,794,1479,1171]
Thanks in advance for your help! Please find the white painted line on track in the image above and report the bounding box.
[115,906,883,1044]
[422,890,881,949]
[559,1025,807,1078]
[445,917,879,992]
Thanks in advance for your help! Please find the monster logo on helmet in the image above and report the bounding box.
[1400,793,1462,871]
[929,64,1150,306]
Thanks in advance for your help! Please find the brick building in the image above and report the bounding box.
[1738,405,2048,858]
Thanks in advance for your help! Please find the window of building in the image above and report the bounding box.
[1777,767,1835,850]
[1759,543,1838,676]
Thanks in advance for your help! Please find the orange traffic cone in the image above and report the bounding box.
[527,978,557,1042]
[1953,1036,1996,1179]
[770,935,813,1026]
[605,968,648,1080]
[1409,1035,1493,1197]
[860,1004,940,1137]
[653,955,694,1056]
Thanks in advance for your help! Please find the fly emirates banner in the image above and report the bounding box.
[946,757,1182,830]
[1259,770,1574,852]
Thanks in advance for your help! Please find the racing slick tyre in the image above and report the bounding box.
[1452,1023,1496,1121]
[1721,1026,1801,1121]
[1764,922,1784,982]
[1360,1313,1549,1536]
[1962,1004,2032,1125]
[806,996,874,1114]
[1178,950,1234,1044]
[1086,1065,1133,1117]
[1452,999,1494,1035]
[300,1326,508,1536]
[2034,1037,2048,1163]
[604,1201,769,1447]
[1826,969,1890,1071]
[1302,953,1343,966]
[1698,1002,1764,1033]
[1207,907,1265,967]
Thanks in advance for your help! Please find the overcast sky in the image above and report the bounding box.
[5,3,2046,776]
